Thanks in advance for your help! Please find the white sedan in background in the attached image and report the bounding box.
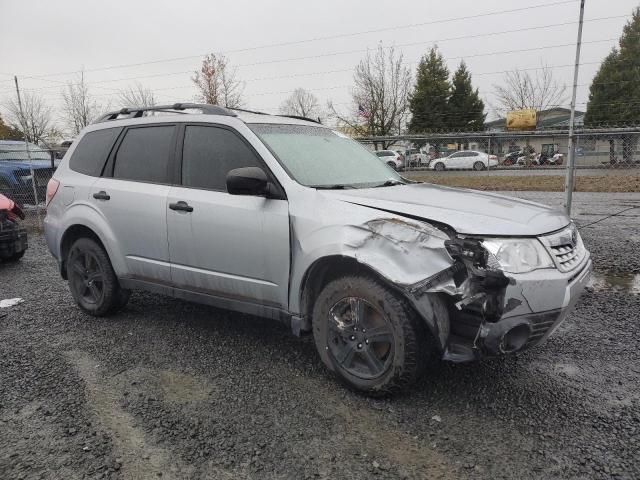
[375,150,404,170]
[429,150,498,171]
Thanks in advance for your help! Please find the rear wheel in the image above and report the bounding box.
[312,275,428,396]
[67,237,130,316]
[387,161,398,171]
[473,161,486,171]
[434,162,445,171]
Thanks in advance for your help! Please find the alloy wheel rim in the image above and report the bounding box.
[327,297,394,380]
[69,250,105,305]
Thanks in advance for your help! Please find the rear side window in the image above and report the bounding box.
[113,126,175,183]
[69,128,121,176]
[181,125,262,191]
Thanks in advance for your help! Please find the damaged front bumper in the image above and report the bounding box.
[404,242,592,363]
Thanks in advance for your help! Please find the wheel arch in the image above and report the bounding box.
[59,224,109,279]
[297,255,449,350]
[299,255,404,323]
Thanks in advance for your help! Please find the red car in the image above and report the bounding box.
[0,193,28,262]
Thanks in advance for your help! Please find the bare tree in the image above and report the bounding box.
[192,54,244,108]
[328,45,411,148]
[279,88,321,119]
[118,82,156,108]
[61,71,103,135]
[3,90,53,144]
[492,65,568,114]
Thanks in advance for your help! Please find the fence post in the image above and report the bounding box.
[563,0,585,216]
[14,75,42,227]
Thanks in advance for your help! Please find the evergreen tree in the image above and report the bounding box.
[447,61,486,130]
[585,7,640,126]
[408,47,450,132]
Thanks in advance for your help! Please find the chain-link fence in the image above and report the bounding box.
[0,144,67,224]
[358,126,640,172]
[1,127,638,222]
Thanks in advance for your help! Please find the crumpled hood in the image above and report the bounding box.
[323,183,569,236]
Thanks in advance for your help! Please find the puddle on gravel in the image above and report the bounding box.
[589,272,640,294]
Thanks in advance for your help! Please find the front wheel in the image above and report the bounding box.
[387,161,398,171]
[434,162,445,171]
[312,275,428,396]
[67,237,130,316]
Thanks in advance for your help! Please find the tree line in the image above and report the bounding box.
[1,6,638,146]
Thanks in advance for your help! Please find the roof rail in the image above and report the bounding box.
[95,103,237,123]
[280,115,322,124]
[227,107,270,116]
[227,108,321,124]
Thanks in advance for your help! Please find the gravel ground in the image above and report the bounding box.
[1,192,639,480]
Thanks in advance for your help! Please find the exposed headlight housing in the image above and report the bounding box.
[482,238,554,274]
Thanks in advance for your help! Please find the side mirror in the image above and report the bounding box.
[226,167,269,196]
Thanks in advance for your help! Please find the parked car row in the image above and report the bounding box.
[375,149,499,171]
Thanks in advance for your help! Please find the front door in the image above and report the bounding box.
[166,124,290,310]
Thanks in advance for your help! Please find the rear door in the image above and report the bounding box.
[90,124,177,283]
[166,124,290,309]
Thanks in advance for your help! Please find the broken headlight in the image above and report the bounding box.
[482,238,554,274]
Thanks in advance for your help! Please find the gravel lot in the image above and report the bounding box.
[1,192,639,480]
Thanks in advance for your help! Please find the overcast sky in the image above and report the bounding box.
[1,0,638,134]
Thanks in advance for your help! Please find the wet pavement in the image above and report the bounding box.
[0,191,638,480]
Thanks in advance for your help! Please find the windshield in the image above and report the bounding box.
[250,124,403,188]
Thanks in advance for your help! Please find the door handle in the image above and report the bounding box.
[169,201,194,212]
[93,191,110,200]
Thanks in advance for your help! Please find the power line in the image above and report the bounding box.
[8,0,579,81]
[5,33,623,97]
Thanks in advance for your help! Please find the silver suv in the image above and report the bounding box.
[44,103,592,395]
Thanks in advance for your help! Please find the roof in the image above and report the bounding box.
[93,103,325,129]
[0,159,54,172]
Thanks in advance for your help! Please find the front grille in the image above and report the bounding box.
[540,224,586,273]
[550,243,583,272]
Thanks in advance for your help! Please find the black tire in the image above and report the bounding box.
[312,275,428,396]
[434,162,445,171]
[473,161,485,171]
[387,161,397,171]
[66,237,130,316]
[2,250,26,262]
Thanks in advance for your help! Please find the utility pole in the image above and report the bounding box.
[564,0,586,215]
[14,75,42,227]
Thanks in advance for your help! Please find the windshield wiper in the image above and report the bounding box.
[311,184,356,190]
[372,180,406,188]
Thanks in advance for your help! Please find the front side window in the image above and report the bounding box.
[181,125,263,191]
[113,126,175,183]
[250,124,402,188]
[69,128,121,176]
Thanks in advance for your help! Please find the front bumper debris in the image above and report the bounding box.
[0,225,28,259]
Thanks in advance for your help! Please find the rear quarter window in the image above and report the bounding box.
[69,128,121,176]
